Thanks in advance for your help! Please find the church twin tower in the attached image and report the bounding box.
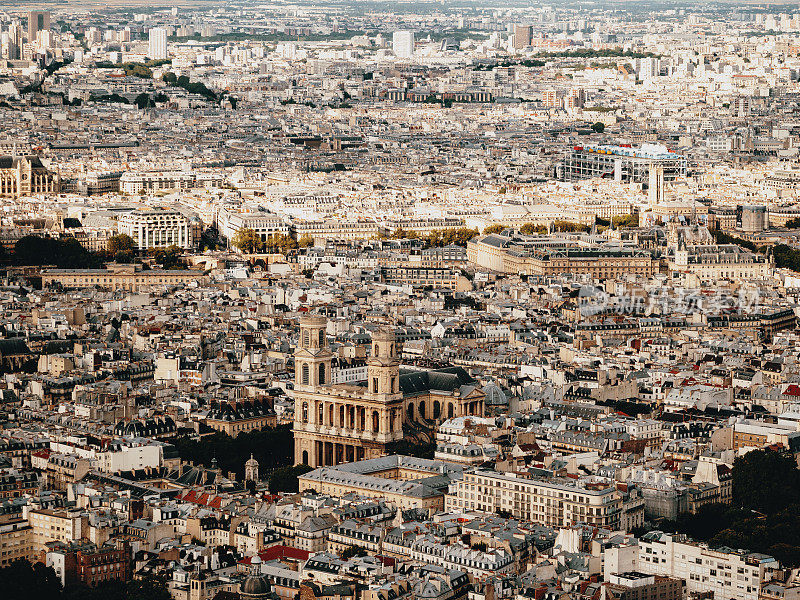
[293,315,405,468]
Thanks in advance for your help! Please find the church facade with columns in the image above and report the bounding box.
[0,155,60,197]
[292,315,485,468]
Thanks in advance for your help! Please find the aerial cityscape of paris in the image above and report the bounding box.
[3,1,800,599]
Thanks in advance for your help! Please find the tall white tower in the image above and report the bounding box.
[393,31,415,59]
[148,27,168,60]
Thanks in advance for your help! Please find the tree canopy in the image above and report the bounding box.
[732,448,800,513]
[660,449,800,567]
[171,424,294,481]
[784,217,800,229]
[232,228,263,254]
[162,72,217,100]
[520,222,547,235]
[268,464,313,493]
[387,226,478,248]
[107,234,135,255]
[14,236,103,268]
[0,559,60,600]
[150,245,186,270]
[612,214,639,228]
[0,560,171,600]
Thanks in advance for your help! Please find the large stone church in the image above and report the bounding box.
[0,155,60,197]
[293,315,485,468]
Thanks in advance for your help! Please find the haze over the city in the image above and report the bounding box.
[1,3,800,600]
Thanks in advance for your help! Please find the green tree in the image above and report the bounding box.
[172,424,294,480]
[389,227,419,240]
[107,234,135,255]
[298,235,315,248]
[732,449,800,513]
[61,575,171,600]
[612,214,639,228]
[520,222,546,235]
[483,224,505,235]
[784,217,800,228]
[265,233,298,255]
[134,93,152,109]
[232,228,263,254]
[198,227,219,251]
[591,121,605,133]
[659,449,800,567]
[151,245,185,270]
[422,227,479,248]
[0,559,61,600]
[340,545,367,560]
[552,220,590,233]
[14,236,102,268]
[771,244,800,272]
[268,464,313,493]
[162,72,177,85]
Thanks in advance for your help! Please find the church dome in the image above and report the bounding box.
[483,382,508,406]
[240,574,271,598]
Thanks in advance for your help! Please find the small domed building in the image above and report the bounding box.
[239,557,278,600]
[245,454,259,482]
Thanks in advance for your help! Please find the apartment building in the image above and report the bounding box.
[638,531,779,600]
[0,469,39,499]
[299,455,463,511]
[119,171,222,194]
[0,519,33,566]
[445,470,624,530]
[42,540,132,587]
[408,539,515,578]
[42,264,202,292]
[602,573,683,600]
[467,235,657,279]
[217,207,290,244]
[380,265,467,290]
[731,418,800,451]
[26,507,86,553]
[118,209,193,249]
[670,244,773,280]
[206,398,277,436]
[294,220,382,242]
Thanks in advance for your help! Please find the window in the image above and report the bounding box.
[301,364,309,385]
[319,363,326,385]
[373,378,379,393]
